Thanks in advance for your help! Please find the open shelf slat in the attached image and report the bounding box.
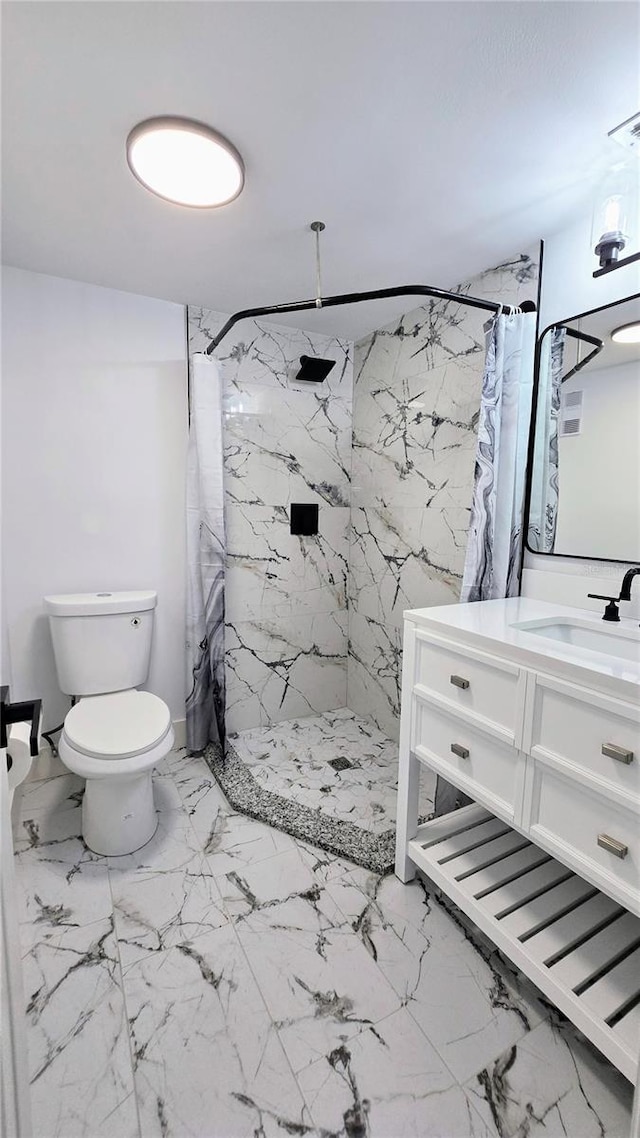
[434,816,511,863]
[408,803,640,1081]
[614,1000,640,1053]
[549,912,640,991]
[469,845,552,899]
[523,891,621,961]
[483,859,573,920]
[450,830,530,880]
[578,945,640,1023]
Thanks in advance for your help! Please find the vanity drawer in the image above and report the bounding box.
[529,766,640,914]
[413,698,522,821]
[527,677,640,804]
[414,632,524,742]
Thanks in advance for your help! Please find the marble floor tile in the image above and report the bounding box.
[18,771,85,818]
[326,867,471,967]
[159,747,228,817]
[325,867,547,1085]
[230,708,434,837]
[218,844,343,924]
[465,1018,634,1138]
[396,930,548,1085]
[220,848,403,1075]
[295,838,363,884]
[110,851,228,968]
[196,799,295,874]
[14,802,111,947]
[170,736,344,880]
[14,742,631,1138]
[297,1007,493,1137]
[23,917,138,1138]
[106,802,203,875]
[166,753,229,825]
[122,923,312,1138]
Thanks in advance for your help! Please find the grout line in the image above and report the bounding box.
[106,858,144,1138]
[221,881,328,1132]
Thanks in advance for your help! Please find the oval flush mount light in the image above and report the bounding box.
[126,116,244,207]
[611,321,640,344]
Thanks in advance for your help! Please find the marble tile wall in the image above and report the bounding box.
[347,251,540,739]
[188,311,353,733]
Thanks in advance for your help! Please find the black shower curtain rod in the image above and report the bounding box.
[560,326,603,384]
[204,284,537,354]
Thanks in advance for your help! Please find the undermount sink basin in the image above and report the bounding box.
[512,617,640,663]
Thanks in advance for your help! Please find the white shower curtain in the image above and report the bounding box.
[527,326,565,554]
[461,309,536,602]
[435,310,536,816]
[185,353,226,754]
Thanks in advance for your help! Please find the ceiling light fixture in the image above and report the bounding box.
[126,116,244,208]
[611,321,640,344]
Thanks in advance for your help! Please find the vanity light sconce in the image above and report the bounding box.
[592,112,640,277]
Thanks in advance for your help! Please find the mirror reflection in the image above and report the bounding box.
[528,296,640,562]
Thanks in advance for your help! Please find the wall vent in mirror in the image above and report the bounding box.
[559,390,583,437]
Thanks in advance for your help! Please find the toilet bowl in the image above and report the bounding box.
[59,690,175,856]
[44,589,175,857]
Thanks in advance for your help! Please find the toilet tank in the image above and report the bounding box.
[43,591,157,696]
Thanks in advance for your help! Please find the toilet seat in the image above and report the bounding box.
[59,725,175,780]
[64,690,171,760]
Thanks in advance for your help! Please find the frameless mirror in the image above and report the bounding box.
[526,294,640,562]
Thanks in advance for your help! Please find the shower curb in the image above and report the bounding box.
[203,740,430,875]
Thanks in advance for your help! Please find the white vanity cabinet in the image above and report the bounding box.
[396,597,640,1084]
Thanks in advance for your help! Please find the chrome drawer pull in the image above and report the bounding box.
[450,675,470,690]
[451,743,469,760]
[601,743,634,765]
[597,834,628,859]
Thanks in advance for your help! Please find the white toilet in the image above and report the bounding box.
[43,590,175,856]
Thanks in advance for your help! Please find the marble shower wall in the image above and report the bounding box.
[189,311,353,734]
[347,251,540,740]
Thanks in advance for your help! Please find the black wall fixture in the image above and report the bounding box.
[296,356,335,383]
[290,503,319,536]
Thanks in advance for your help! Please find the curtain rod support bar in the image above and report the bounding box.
[205,285,536,355]
[561,326,604,383]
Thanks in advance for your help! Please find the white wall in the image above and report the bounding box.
[554,361,640,561]
[1,267,188,730]
[539,208,640,331]
[523,205,640,607]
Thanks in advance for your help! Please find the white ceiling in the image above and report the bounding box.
[562,296,640,373]
[2,1,638,340]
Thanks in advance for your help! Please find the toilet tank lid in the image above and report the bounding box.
[44,590,157,616]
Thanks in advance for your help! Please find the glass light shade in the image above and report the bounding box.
[611,321,640,344]
[126,117,244,207]
[592,160,638,267]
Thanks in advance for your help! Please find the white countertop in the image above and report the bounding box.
[404,597,640,699]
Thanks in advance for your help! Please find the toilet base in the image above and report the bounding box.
[83,769,157,856]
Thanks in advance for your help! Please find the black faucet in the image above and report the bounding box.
[618,567,640,603]
[588,566,640,623]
